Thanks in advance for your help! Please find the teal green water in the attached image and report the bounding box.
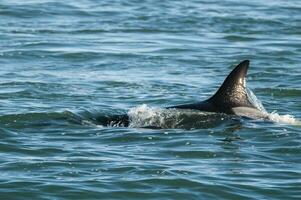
[0,0,301,199]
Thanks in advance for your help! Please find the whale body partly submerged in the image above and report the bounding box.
[98,60,268,127]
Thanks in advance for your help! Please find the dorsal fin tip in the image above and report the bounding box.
[240,59,250,66]
[229,59,250,79]
[219,59,250,91]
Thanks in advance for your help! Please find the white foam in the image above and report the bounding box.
[127,104,233,129]
[267,111,300,125]
[127,104,179,128]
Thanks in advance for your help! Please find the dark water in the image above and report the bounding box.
[1,0,301,199]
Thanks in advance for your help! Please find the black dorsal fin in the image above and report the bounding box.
[208,60,254,112]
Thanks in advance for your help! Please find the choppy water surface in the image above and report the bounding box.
[0,0,301,199]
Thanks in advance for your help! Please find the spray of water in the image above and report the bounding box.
[247,89,299,125]
[247,89,267,113]
[127,104,181,128]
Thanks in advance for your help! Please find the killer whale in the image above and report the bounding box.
[99,60,267,127]
[167,60,267,118]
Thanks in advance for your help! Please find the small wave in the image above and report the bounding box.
[0,110,89,129]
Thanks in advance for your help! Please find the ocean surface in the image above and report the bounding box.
[0,0,301,199]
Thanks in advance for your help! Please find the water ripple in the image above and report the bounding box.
[0,0,301,199]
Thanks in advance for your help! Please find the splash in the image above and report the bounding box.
[247,88,267,113]
[127,104,233,129]
[127,104,180,128]
[247,88,300,125]
[267,111,299,125]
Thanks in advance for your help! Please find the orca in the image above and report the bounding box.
[98,60,268,127]
[167,60,267,119]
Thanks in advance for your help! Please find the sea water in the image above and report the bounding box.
[0,0,301,199]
